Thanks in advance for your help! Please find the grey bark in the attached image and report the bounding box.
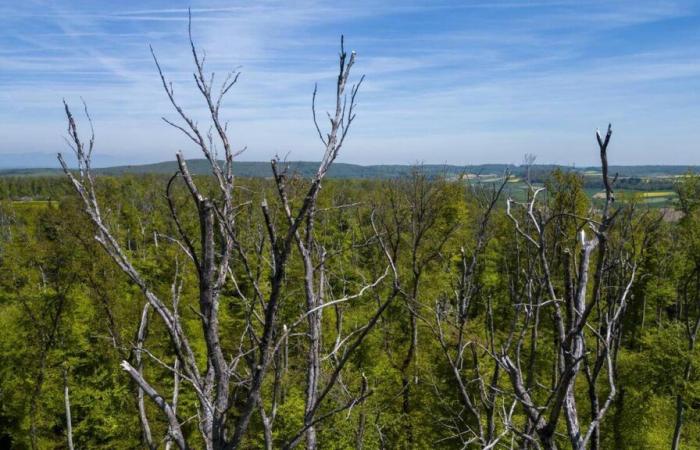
[63,367,74,450]
[499,125,635,450]
[60,21,366,450]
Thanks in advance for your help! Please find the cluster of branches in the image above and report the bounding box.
[423,127,652,449]
[58,17,395,450]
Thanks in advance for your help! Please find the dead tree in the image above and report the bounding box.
[370,169,461,446]
[429,176,512,448]
[63,366,74,450]
[24,285,70,450]
[670,175,700,450]
[262,59,396,447]
[495,125,637,449]
[671,269,700,450]
[58,16,377,449]
[133,291,182,450]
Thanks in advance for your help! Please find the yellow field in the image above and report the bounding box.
[640,191,675,198]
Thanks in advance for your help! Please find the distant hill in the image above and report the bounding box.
[0,159,513,178]
[0,152,126,170]
[95,160,513,178]
[1,157,699,179]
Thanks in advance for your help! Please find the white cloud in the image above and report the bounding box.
[1,0,700,165]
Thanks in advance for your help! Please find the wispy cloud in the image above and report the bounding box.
[1,0,699,165]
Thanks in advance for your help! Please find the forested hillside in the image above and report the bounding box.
[3,159,700,449]
[2,159,698,184]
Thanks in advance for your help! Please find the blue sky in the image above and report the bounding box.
[1,0,700,166]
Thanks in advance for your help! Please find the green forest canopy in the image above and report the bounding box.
[2,167,700,448]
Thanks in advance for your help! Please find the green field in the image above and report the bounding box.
[471,178,679,209]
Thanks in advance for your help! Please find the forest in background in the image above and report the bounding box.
[3,163,700,449]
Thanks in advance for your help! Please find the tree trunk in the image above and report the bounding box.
[613,387,625,450]
[63,368,74,450]
[588,379,600,450]
[304,304,321,449]
[672,394,684,450]
[401,310,417,446]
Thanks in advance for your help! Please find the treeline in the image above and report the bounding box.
[1,167,700,449]
[0,176,71,200]
[2,162,696,187]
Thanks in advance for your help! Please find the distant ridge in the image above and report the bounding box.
[96,160,513,178]
[0,152,126,170]
[0,158,699,179]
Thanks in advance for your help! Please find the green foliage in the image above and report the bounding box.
[1,172,700,448]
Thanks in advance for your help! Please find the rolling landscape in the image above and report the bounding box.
[5,1,700,449]
[2,159,692,209]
